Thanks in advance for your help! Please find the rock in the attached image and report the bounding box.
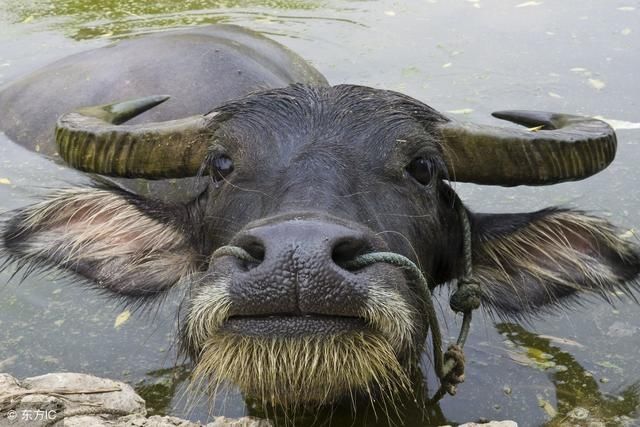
[567,406,590,420]
[113,414,202,426]
[0,372,271,427]
[457,422,518,427]
[207,417,272,426]
[65,415,113,427]
[23,372,146,417]
[112,415,271,426]
[1,371,511,427]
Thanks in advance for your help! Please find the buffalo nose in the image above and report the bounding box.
[233,219,379,270]
[222,217,388,316]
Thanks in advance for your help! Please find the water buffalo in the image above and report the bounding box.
[1,24,638,414]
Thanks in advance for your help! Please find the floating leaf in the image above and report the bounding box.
[42,355,60,364]
[596,360,623,374]
[516,1,543,7]
[547,91,562,98]
[570,67,593,77]
[506,345,559,371]
[0,178,11,185]
[401,66,420,77]
[384,10,396,16]
[538,397,557,418]
[114,310,131,329]
[538,334,585,348]
[588,78,606,90]
[526,346,553,362]
[447,108,473,114]
[506,350,531,366]
[442,62,452,68]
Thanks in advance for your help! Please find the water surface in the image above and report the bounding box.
[0,1,639,425]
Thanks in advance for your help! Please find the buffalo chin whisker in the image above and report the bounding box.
[188,331,412,415]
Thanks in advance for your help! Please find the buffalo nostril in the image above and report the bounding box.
[236,236,266,270]
[332,238,370,271]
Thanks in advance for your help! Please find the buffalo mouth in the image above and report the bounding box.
[221,314,369,338]
[184,273,418,406]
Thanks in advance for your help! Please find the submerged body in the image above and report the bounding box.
[0,25,327,155]
[1,24,638,421]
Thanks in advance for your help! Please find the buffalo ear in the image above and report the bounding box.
[471,208,640,317]
[2,186,201,298]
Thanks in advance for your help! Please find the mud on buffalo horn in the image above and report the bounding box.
[55,95,617,184]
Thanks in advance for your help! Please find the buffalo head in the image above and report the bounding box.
[3,84,638,408]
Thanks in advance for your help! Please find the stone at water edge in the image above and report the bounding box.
[1,371,515,426]
[0,372,271,426]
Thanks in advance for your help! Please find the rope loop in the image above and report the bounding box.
[449,279,482,313]
[213,245,259,263]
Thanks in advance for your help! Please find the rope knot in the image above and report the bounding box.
[442,344,466,396]
[450,278,482,313]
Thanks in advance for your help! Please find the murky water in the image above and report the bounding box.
[1,1,639,425]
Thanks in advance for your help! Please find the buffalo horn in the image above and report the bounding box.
[439,110,617,186]
[56,95,215,179]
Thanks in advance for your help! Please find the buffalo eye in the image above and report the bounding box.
[209,154,234,181]
[406,157,438,185]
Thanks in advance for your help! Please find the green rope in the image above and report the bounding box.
[211,197,480,403]
[343,251,447,381]
[213,245,260,263]
[428,197,481,402]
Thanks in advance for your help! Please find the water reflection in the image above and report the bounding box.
[244,372,448,427]
[497,323,639,426]
[146,324,639,426]
[135,365,191,416]
[140,363,451,426]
